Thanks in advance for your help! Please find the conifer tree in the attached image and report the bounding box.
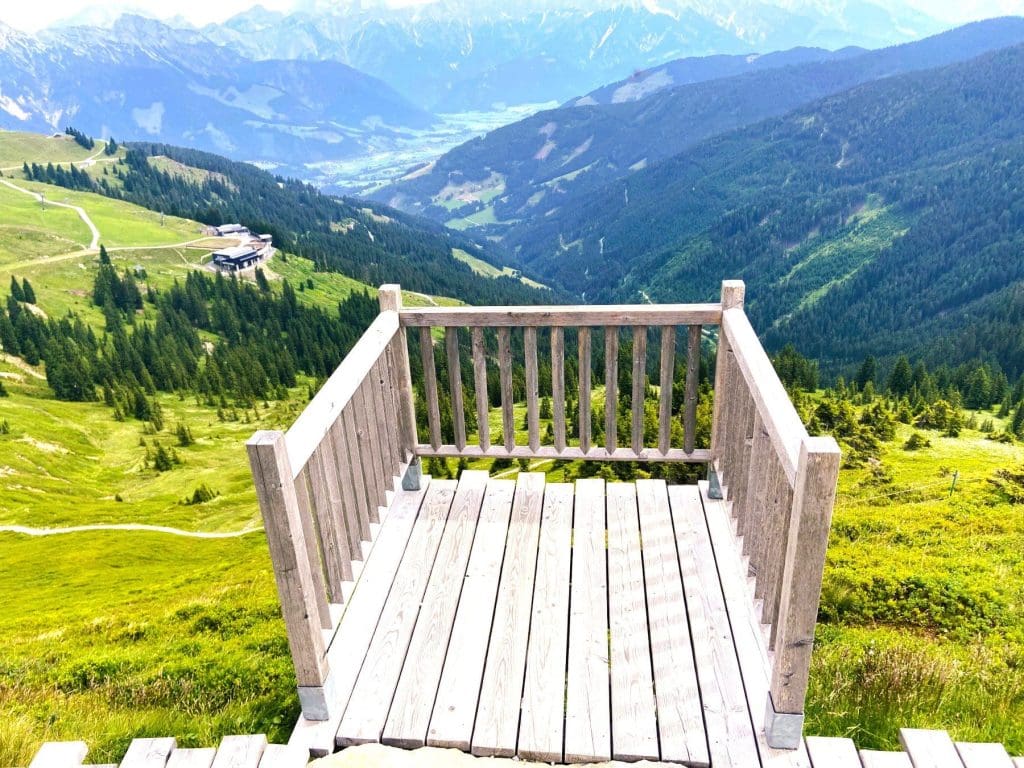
[9,276,24,302]
[21,279,35,305]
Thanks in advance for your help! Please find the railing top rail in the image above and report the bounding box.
[282,310,399,478]
[721,305,807,483]
[399,303,722,327]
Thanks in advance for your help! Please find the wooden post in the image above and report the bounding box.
[766,435,841,748]
[246,430,333,720]
[709,280,744,497]
[379,285,421,489]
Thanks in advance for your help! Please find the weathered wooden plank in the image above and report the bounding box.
[341,402,375,532]
[445,327,467,451]
[524,326,540,452]
[256,744,307,768]
[29,741,88,768]
[327,418,368,553]
[289,483,430,757]
[400,304,722,327]
[307,445,352,593]
[471,327,490,452]
[472,473,546,758]
[859,750,914,768]
[763,453,795,640]
[337,480,457,746]
[805,736,860,768]
[383,471,489,748]
[291,467,332,629]
[635,479,706,765]
[284,311,397,474]
[956,742,1014,768]
[579,327,592,452]
[721,306,807,483]
[606,482,658,762]
[1010,756,1024,768]
[210,735,267,768]
[551,327,566,451]
[684,324,701,453]
[119,738,177,768]
[377,343,402,478]
[518,483,574,763]
[658,325,675,455]
[369,358,397,482]
[631,326,647,455]
[419,326,443,451]
[899,729,964,768]
[354,383,386,514]
[378,286,419,457]
[247,432,328,689]
[730,388,757,530]
[605,326,619,453]
[770,437,841,715]
[428,479,517,750]
[669,485,757,768]
[498,327,514,452]
[416,444,711,463]
[165,748,216,768]
[565,478,611,763]
[710,280,744,465]
[699,481,811,768]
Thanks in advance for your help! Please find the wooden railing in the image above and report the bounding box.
[247,281,839,750]
[246,286,417,720]
[402,303,718,462]
[710,280,841,748]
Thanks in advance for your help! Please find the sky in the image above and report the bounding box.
[1,0,1023,32]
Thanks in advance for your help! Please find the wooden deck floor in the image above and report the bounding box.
[291,470,815,766]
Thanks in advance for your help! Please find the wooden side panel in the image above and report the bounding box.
[552,327,566,451]
[565,478,611,763]
[805,736,861,768]
[428,479,517,750]
[630,326,647,455]
[165,748,216,768]
[859,751,914,768]
[579,328,592,452]
[256,744,308,768]
[956,742,1015,768]
[606,482,658,762]
[119,738,178,768]
[472,473,546,758]
[525,326,540,451]
[658,325,675,455]
[604,327,619,452]
[471,327,490,452]
[498,327,514,452]
[684,324,701,453]
[29,742,88,768]
[383,472,489,748]
[518,483,575,763]
[899,730,968,768]
[336,481,457,746]
[210,735,267,768]
[420,326,442,450]
[445,327,466,451]
[636,479,706,766]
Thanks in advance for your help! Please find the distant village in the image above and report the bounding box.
[205,224,273,272]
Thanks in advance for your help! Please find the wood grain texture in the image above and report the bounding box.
[352,383,385,516]
[328,418,369,555]
[445,327,467,451]
[378,286,419,455]
[518,482,574,763]
[400,304,721,327]
[606,482,658,762]
[956,742,1015,768]
[29,742,89,768]
[579,327,592,452]
[210,735,267,768]
[307,445,351,593]
[383,471,489,748]
[604,327,619,453]
[471,327,490,452]
[859,750,914,768]
[805,736,861,768]
[256,744,308,768]
[472,473,546,758]
[289,483,430,757]
[119,738,178,768]
[428,479,517,750]
[899,729,964,768]
[525,326,540,451]
[416,444,710,463]
[498,327,514,452]
[341,403,374,533]
[669,485,756,768]
[551,327,566,452]
[165,748,216,768]
[658,325,675,455]
[419,326,442,450]
[337,480,457,746]
[291,467,332,628]
[565,478,611,763]
[631,326,647,455]
[684,323,702,453]
[635,479,705,765]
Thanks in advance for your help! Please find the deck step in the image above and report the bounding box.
[805,736,860,767]
[859,750,914,768]
[120,738,177,768]
[166,748,217,768]
[30,742,89,768]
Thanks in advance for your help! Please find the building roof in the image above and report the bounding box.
[213,245,258,260]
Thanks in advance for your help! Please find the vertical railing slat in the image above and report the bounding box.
[378,286,419,477]
[658,325,675,455]
[579,327,592,453]
[352,384,384,522]
[552,327,566,452]
[472,327,490,452]
[684,324,701,454]
[293,466,332,628]
[370,358,396,487]
[498,326,514,452]
[308,445,352,590]
[631,325,647,455]
[605,326,619,453]
[525,326,540,452]
[419,326,442,451]
[445,327,467,451]
[764,457,796,640]
[329,416,368,552]
[342,404,374,536]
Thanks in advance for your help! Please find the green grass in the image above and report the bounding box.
[0,183,92,263]
[0,131,98,169]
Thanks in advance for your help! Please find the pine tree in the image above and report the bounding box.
[99,244,110,265]
[0,379,7,397]
[21,279,35,304]
[9,276,24,302]
[887,356,913,397]
[855,356,876,390]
